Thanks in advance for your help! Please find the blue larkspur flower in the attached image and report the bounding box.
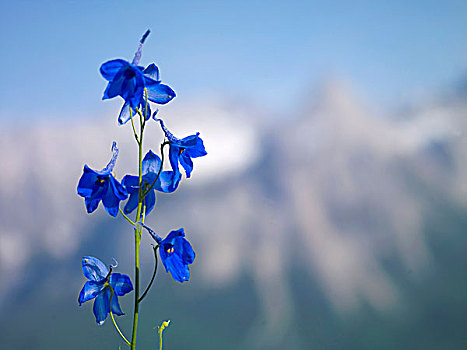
[99,29,176,118]
[77,142,128,217]
[78,256,133,325]
[117,63,175,125]
[155,118,207,178]
[140,223,195,283]
[121,150,181,215]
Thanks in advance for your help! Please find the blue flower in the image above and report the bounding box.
[140,224,195,283]
[78,256,133,325]
[117,63,176,125]
[77,142,128,217]
[100,58,145,109]
[100,30,176,117]
[121,150,181,216]
[155,118,207,178]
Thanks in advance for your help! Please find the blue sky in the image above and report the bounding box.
[1,0,467,121]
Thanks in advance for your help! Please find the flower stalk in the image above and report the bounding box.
[138,245,159,303]
[130,107,145,350]
[76,30,206,350]
[109,286,131,346]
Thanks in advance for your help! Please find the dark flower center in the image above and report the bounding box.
[95,176,108,186]
[124,66,136,79]
[164,244,175,254]
[178,147,185,155]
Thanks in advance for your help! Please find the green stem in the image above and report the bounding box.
[144,88,148,127]
[130,109,140,144]
[109,286,131,346]
[138,245,159,303]
[136,107,144,130]
[119,208,135,226]
[130,103,145,350]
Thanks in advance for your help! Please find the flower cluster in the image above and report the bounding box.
[76,29,207,344]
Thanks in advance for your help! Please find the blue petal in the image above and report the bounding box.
[142,150,162,175]
[85,197,101,213]
[78,281,105,305]
[144,78,176,104]
[178,134,200,148]
[179,153,194,178]
[118,102,132,125]
[126,72,145,109]
[155,170,181,193]
[93,288,110,325]
[110,293,124,316]
[103,66,145,109]
[122,174,139,192]
[181,238,196,264]
[77,165,98,197]
[103,66,133,100]
[110,273,134,296]
[123,191,139,214]
[82,177,107,213]
[110,176,128,200]
[168,145,181,173]
[185,137,207,158]
[164,228,185,242]
[82,256,109,282]
[160,249,190,283]
[144,189,156,215]
[102,177,126,217]
[100,59,128,81]
[143,63,160,81]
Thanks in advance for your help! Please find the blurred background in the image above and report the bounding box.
[1,0,467,349]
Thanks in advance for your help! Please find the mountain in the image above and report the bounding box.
[1,81,467,349]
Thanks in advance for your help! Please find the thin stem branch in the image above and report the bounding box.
[136,107,144,130]
[142,200,146,225]
[130,109,140,144]
[119,208,136,226]
[143,88,148,129]
[109,286,131,346]
[138,245,159,303]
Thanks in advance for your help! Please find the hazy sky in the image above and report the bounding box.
[1,0,467,121]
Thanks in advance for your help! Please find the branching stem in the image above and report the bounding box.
[129,108,140,144]
[109,286,131,346]
[138,245,159,303]
[119,208,135,226]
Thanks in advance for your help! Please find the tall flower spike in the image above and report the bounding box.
[78,257,133,325]
[139,223,195,283]
[77,142,128,217]
[154,118,207,178]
